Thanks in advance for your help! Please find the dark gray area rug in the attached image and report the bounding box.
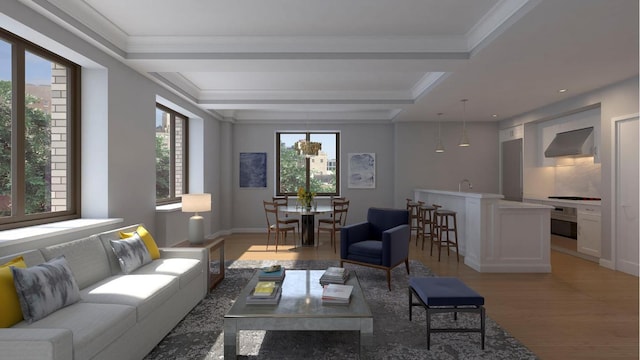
[144,259,537,359]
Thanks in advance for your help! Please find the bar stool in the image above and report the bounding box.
[432,204,460,262]
[418,205,436,251]
[406,198,423,245]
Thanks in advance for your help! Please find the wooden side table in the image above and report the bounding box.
[174,237,225,291]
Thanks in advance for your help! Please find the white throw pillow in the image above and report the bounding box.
[110,233,152,274]
[11,255,80,323]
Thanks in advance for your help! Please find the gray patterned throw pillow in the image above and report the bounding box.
[11,255,81,323]
[110,233,152,274]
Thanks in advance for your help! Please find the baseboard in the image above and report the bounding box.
[599,258,614,270]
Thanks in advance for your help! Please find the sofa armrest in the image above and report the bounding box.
[0,328,73,360]
[340,221,370,258]
[159,247,207,263]
[381,224,410,267]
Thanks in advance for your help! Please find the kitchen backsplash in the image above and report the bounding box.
[553,157,601,196]
[524,157,601,198]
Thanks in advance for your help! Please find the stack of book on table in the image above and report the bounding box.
[246,281,282,305]
[258,265,286,281]
[319,266,349,285]
[322,284,353,305]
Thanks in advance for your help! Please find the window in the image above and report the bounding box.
[0,28,80,230]
[276,132,339,197]
[155,104,188,204]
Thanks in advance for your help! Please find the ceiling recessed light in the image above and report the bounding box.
[558,89,568,93]
[492,114,498,118]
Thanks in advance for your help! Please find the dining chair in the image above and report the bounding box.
[272,196,300,234]
[317,199,349,253]
[316,196,345,223]
[263,200,297,252]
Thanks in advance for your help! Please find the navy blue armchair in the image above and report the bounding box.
[340,207,411,290]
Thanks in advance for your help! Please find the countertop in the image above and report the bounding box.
[524,196,601,207]
[414,189,504,199]
[500,200,554,209]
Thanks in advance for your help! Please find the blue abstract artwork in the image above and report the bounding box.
[348,153,375,188]
[239,152,267,188]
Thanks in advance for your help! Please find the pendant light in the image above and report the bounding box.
[296,113,322,157]
[435,112,445,153]
[458,99,470,147]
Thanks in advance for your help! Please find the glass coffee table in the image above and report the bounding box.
[224,269,373,359]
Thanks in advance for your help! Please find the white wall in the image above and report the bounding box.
[500,76,639,261]
[394,121,500,207]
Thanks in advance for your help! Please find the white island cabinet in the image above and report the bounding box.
[414,189,553,273]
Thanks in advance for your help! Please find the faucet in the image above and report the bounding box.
[458,179,473,192]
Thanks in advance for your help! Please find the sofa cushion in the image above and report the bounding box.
[0,256,26,327]
[119,225,161,260]
[11,256,81,323]
[349,240,383,257]
[134,258,201,288]
[0,250,46,268]
[109,234,152,274]
[80,274,179,321]
[40,236,112,289]
[13,302,136,360]
[347,240,383,265]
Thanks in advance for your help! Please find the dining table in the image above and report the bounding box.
[281,205,333,247]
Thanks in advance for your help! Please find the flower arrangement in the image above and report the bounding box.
[297,187,316,209]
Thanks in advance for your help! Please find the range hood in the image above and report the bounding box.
[544,127,594,158]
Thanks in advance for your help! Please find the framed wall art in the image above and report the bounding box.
[239,152,267,188]
[348,153,375,189]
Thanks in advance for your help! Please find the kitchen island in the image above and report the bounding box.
[414,189,553,273]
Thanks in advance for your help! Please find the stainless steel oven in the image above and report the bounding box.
[550,205,577,239]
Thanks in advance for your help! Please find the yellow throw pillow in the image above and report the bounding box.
[0,256,26,328]
[119,225,160,259]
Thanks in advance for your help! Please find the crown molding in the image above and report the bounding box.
[20,0,539,59]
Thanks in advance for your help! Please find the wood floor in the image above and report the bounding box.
[221,232,639,360]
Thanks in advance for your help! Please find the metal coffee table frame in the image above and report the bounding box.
[224,269,373,359]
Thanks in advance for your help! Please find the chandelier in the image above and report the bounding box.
[296,140,322,157]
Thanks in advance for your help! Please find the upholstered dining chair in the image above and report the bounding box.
[340,207,410,290]
[272,196,300,234]
[263,200,297,252]
[317,199,349,252]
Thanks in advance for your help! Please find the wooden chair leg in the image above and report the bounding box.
[386,269,391,291]
[405,259,410,274]
[266,229,271,250]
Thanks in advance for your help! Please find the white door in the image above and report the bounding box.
[614,115,639,276]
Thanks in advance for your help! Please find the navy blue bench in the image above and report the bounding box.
[409,277,485,349]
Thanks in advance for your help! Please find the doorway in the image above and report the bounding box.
[613,114,639,276]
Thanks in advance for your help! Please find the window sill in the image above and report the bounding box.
[156,203,183,213]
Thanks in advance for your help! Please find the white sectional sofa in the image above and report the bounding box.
[0,224,208,360]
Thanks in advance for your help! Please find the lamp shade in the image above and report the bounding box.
[182,193,211,213]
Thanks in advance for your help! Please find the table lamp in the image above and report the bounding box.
[182,193,211,244]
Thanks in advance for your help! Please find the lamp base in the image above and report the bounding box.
[188,215,204,244]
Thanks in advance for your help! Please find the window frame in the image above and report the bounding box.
[275,131,340,197]
[0,28,81,230]
[155,103,189,205]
